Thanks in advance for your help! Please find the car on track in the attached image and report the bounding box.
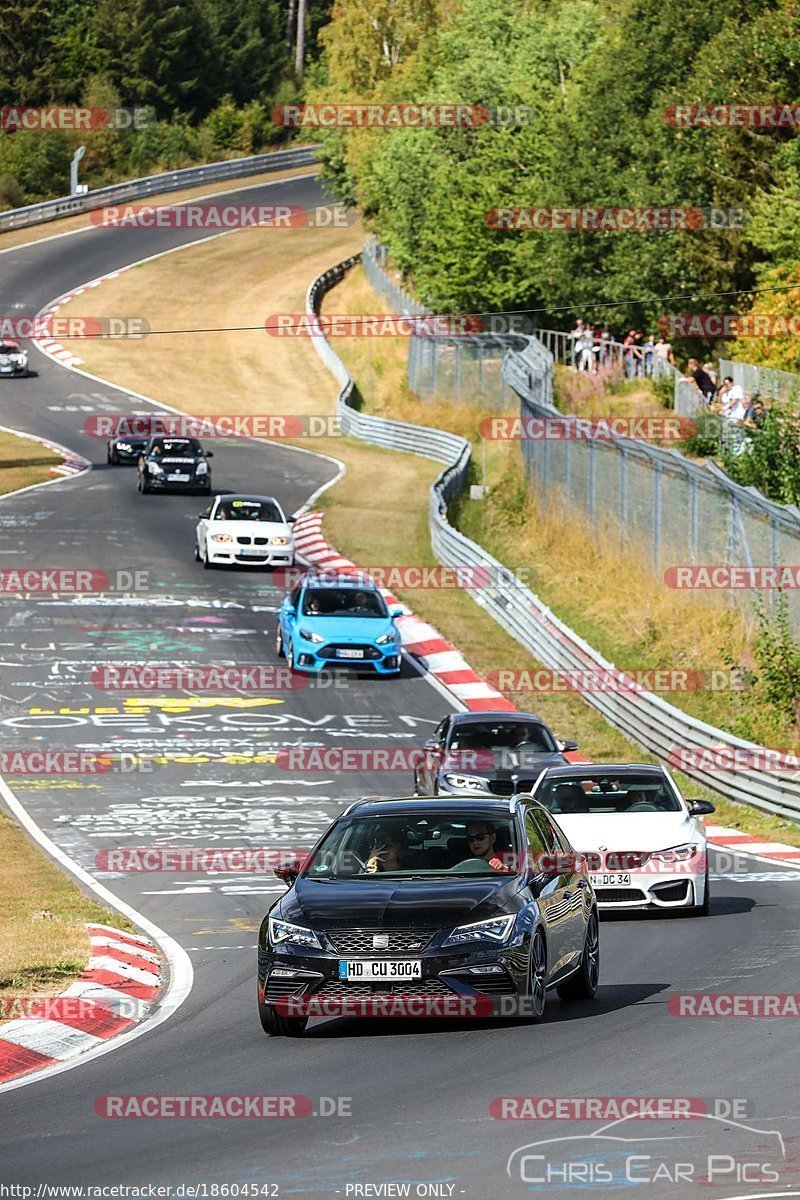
[257,795,599,1036]
[137,436,213,493]
[107,435,148,465]
[277,571,402,676]
[0,340,29,377]
[525,763,715,914]
[413,711,578,797]
[195,493,295,569]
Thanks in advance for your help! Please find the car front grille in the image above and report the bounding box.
[316,978,454,998]
[487,780,515,796]
[606,851,649,871]
[453,972,517,996]
[325,928,435,954]
[318,644,381,661]
[594,888,647,904]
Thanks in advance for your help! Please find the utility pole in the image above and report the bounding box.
[295,0,306,78]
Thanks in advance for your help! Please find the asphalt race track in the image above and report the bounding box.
[1,174,800,1199]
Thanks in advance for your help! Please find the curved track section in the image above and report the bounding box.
[0,175,798,1198]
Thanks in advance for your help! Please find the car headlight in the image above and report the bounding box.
[210,533,233,543]
[442,915,516,947]
[299,628,324,643]
[10,353,25,364]
[195,461,209,474]
[376,629,399,645]
[117,443,132,452]
[268,917,322,949]
[147,461,163,474]
[648,842,700,863]
[443,773,489,791]
[270,536,290,546]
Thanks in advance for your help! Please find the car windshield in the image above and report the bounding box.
[446,720,556,754]
[215,498,282,522]
[536,774,682,815]
[300,587,387,618]
[304,812,520,878]
[150,439,201,457]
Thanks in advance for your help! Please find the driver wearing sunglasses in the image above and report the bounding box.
[465,821,510,872]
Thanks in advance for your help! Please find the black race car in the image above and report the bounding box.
[137,436,213,493]
[414,711,578,798]
[257,795,599,1036]
[107,436,148,465]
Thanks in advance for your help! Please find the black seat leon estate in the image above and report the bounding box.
[257,795,600,1036]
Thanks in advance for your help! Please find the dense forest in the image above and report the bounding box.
[0,0,330,207]
[308,0,800,366]
[3,0,800,365]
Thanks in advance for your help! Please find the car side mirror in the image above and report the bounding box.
[688,798,715,815]
[198,509,211,519]
[205,450,214,458]
[287,516,297,524]
[273,856,303,885]
[559,739,579,753]
[390,607,404,618]
[284,604,296,616]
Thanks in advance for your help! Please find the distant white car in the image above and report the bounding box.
[526,763,714,914]
[195,494,295,569]
[0,340,29,377]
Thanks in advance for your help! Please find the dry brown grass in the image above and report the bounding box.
[0,430,62,493]
[0,163,319,253]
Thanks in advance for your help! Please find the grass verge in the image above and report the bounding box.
[53,241,800,847]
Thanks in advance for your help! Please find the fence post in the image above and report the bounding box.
[619,446,628,550]
[652,462,662,571]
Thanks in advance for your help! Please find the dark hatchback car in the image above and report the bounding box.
[257,797,599,1036]
[413,711,578,798]
[107,435,148,465]
[137,436,213,493]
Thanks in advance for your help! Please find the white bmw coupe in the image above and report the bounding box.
[526,763,714,914]
[195,494,295,569]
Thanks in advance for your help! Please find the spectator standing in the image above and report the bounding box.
[654,336,675,371]
[685,358,716,404]
[578,324,594,372]
[643,333,656,378]
[570,319,584,369]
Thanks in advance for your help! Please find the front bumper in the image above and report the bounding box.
[207,544,294,567]
[0,364,27,376]
[147,473,210,491]
[292,639,401,675]
[590,869,705,910]
[259,937,529,1018]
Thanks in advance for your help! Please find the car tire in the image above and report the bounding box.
[275,628,285,658]
[526,929,548,1022]
[690,865,710,916]
[557,909,600,1001]
[193,541,201,562]
[258,985,307,1038]
[202,540,212,569]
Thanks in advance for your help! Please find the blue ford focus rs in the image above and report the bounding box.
[276,572,403,675]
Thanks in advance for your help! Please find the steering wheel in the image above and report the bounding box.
[627,802,659,812]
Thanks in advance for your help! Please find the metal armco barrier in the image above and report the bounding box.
[0,146,317,232]
[307,253,800,822]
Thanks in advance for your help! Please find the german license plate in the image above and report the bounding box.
[338,648,364,659]
[590,873,632,887]
[168,473,190,482]
[238,548,266,557]
[338,959,421,981]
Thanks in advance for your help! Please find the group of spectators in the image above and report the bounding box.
[683,359,767,432]
[569,320,675,378]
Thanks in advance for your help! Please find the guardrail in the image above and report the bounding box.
[0,146,317,232]
[306,252,800,822]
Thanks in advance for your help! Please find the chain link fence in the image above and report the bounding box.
[719,358,800,403]
[308,253,800,821]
